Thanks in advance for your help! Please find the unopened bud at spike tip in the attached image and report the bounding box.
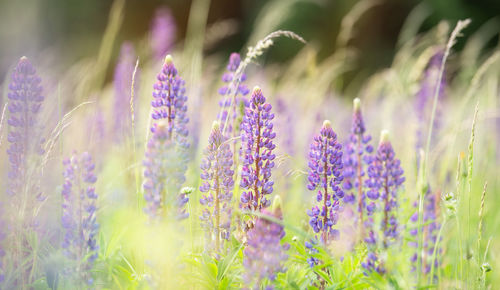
[212,120,220,131]
[380,130,390,143]
[353,98,361,112]
[322,120,332,128]
[164,54,173,65]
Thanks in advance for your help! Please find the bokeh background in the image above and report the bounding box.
[1,0,499,93]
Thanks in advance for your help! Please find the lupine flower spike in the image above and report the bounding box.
[143,55,189,220]
[7,56,45,199]
[307,120,344,244]
[6,57,46,286]
[150,6,176,60]
[113,42,138,142]
[243,196,289,288]
[218,53,250,137]
[362,130,405,274]
[240,87,276,214]
[415,51,445,168]
[199,121,234,254]
[61,152,99,285]
[409,189,440,275]
[342,98,373,240]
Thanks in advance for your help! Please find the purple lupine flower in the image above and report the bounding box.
[361,249,385,275]
[150,6,176,60]
[365,130,405,248]
[415,51,445,167]
[243,198,289,288]
[199,121,234,253]
[306,120,344,244]
[218,53,250,137]
[240,87,276,212]
[6,57,45,199]
[143,120,189,220]
[113,42,139,142]
[361,131,405,275]
[61,152,99,285]
[409,189,441,275]
[305,239,320,268]
[151,55,189,149]
[143,55,189,220]
[342,98,373,236]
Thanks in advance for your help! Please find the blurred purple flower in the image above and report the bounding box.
[199,122,234,253]
[61,151,99,285]
[240,87,276,212]
[306,120,344,243]
[218,53,250,137]
[143,121,189,220]
[415,51,445,167]
[113,42,139,142]
[409,189,441,275]
[342,98,373,236]
[243,201,289,287]
[6,56,45,198]
[150,6,176,60]
[143,55,190,220]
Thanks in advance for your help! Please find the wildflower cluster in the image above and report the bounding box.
[240,87,276,212]
[409,189,440,274]
[113,42,138,142]
[415,51,445,166]
[306,120,344,243]
[243,198,289,288]
[199,122,234,253]
[362,130,405,273]
[150,6,176,60]
[7,56,45,199]
[143,55,189,220]
[342,98,373,236]
[61,152,99,285]
[218,53,250,137]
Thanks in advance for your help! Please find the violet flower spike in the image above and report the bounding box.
[199,121,234,253]
[239,87,276,212]
[151,55,189,149]
[150,6,176,60]
[6,56,45,198]
[143,120,189,220]
[415,51,445,168]
[365,130,405,248]
[144,55,190,220]
[342,98,373,239]
[409,189,441,275]
[218,53,250,137]
[243,197,289,288]
[61,152,99,285]
[306,120,344,244]
[113,42,139,142]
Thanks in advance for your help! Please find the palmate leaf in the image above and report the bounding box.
[181,242,243,289]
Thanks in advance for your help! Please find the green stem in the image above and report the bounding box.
[429,218,447,285]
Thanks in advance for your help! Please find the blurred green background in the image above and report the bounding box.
[1,0,499,87]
